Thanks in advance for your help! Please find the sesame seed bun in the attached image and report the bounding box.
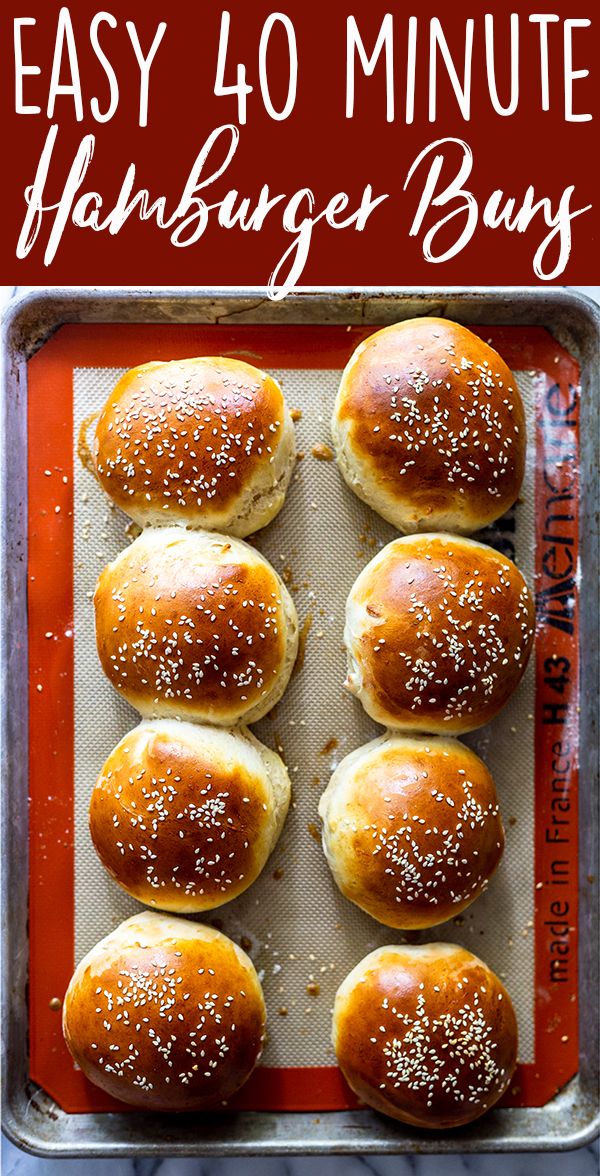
[89,720,291,913]
[319,733,504,929]
[62,912,266,1111]
[332,318,525,534]
[332,943,517,1129]
[94,527,299,725]
[345,533,534,733]
[93,357,296,537]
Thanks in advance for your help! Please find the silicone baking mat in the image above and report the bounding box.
[27,323,580,1114]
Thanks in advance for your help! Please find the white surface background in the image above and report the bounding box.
[2,285,598,1174]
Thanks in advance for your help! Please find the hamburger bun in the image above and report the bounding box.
[94,527,299,725]
[345,533,534,733]
[94,357,296,536]
[332,318,525,534]
[89,720,291,912]
[319,732,504,929]
[332,943,517,1128]
[63,911,266,1110]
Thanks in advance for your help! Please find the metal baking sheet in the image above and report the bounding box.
[2,287,599,1156]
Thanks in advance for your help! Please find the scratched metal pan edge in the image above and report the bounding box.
[1,286,598,1157]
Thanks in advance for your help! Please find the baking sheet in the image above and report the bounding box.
[22,317,582,1127]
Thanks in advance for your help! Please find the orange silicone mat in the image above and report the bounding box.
[27,323,580,1113]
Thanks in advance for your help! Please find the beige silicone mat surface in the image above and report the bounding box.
[73,366,536,1068]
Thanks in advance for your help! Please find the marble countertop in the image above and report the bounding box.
[3,1140,600,1176]
[2,285,598,1174]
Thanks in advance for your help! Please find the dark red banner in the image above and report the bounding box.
[1,0,598,288]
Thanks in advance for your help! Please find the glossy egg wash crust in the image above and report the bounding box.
[62,912,266,1111]
[332,318,525,534]
[345,533,535,734]
[89,721,291,913]
[319,734,504,929]
[333,943,518,1129]
[94,528,299,726]
[93,357,296,537]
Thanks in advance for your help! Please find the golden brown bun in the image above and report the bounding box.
[333,943,517,1129]
[94,357,296,537]
[332,318,525,534]
[94,528,299,725]
[89,720,291,912]
[345,534,534,733]
[62,912,266,1111]
[319,733,503,929]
